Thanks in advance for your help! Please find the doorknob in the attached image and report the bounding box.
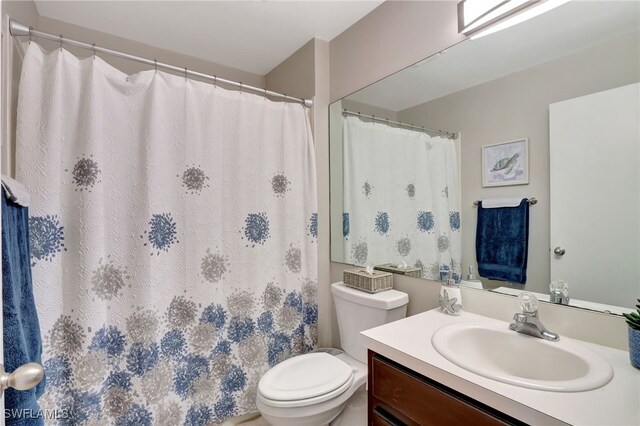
[0,363,44,392]
[553,246,566,256]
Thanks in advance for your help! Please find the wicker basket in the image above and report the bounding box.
[343,268,393,293]
[374,263,423,278]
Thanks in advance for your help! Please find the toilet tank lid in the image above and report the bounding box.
[331,282,408,310]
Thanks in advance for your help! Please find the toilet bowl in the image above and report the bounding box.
[256,282,408,426]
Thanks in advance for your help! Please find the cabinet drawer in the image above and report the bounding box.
[371,355,509,426]
[371,406,407,426]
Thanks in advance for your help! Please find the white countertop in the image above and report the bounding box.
[361,309,640,426]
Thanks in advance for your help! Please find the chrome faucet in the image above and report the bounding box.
[509,292,559,342]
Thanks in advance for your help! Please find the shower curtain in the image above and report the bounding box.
[16,43,318,425]
[342,115,461,280]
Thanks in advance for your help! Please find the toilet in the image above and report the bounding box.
[256,282,409,426]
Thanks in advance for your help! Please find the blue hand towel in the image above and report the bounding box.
[2,188,45,425]
[475,198,529,284]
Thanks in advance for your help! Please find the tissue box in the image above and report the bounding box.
[343,268,393,293]
[374,263,423,278]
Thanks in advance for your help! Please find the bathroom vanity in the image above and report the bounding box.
[362,310,639,425]
[368,351,523,425]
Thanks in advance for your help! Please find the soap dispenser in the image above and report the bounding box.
[439,268,462,315]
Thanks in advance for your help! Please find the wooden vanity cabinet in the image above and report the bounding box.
[367,351,527,426]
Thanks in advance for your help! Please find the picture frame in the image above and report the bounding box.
[482,138,529,187]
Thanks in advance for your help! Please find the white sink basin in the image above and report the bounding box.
[432,322,614,392]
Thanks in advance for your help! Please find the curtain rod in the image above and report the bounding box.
[342,109,458,139]
[8,19,313,108]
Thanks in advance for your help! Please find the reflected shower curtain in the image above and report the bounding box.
[342,115,461,280]
[16,43,318,425]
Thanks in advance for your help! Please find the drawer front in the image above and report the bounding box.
[371,355,509,426]
[371,406,407,426]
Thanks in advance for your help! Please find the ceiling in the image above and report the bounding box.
[34,0,384,76]
[346,0,640,111]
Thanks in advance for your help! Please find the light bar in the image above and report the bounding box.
[470,0,571,40]
[458,0,538,35]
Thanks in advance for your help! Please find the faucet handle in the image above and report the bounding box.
[518,292,538,314]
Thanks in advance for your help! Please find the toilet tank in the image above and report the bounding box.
[331,282,408,363]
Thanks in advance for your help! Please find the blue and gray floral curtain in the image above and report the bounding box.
[342,115,461,280]
[16,43,318,425]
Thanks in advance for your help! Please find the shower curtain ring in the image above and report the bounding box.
[28,26,32,44]
[59,34,63,50]
[184,67,188,80]
[212,75,217,87]
[264,88,268,100]
[154,59,157,72]
[92,43,96,59]
[239,82,243,93]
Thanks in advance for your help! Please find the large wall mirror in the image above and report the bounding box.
[329,1,640,314]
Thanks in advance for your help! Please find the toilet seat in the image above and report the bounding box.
[258,352,355,408]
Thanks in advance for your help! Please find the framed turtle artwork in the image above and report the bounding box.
[482,138,529,187]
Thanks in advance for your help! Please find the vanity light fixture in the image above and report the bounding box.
[470,0,571,40]
[458,0,570,39]
[458,0,535,35]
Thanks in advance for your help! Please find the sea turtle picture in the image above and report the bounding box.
[491,153,520,174]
